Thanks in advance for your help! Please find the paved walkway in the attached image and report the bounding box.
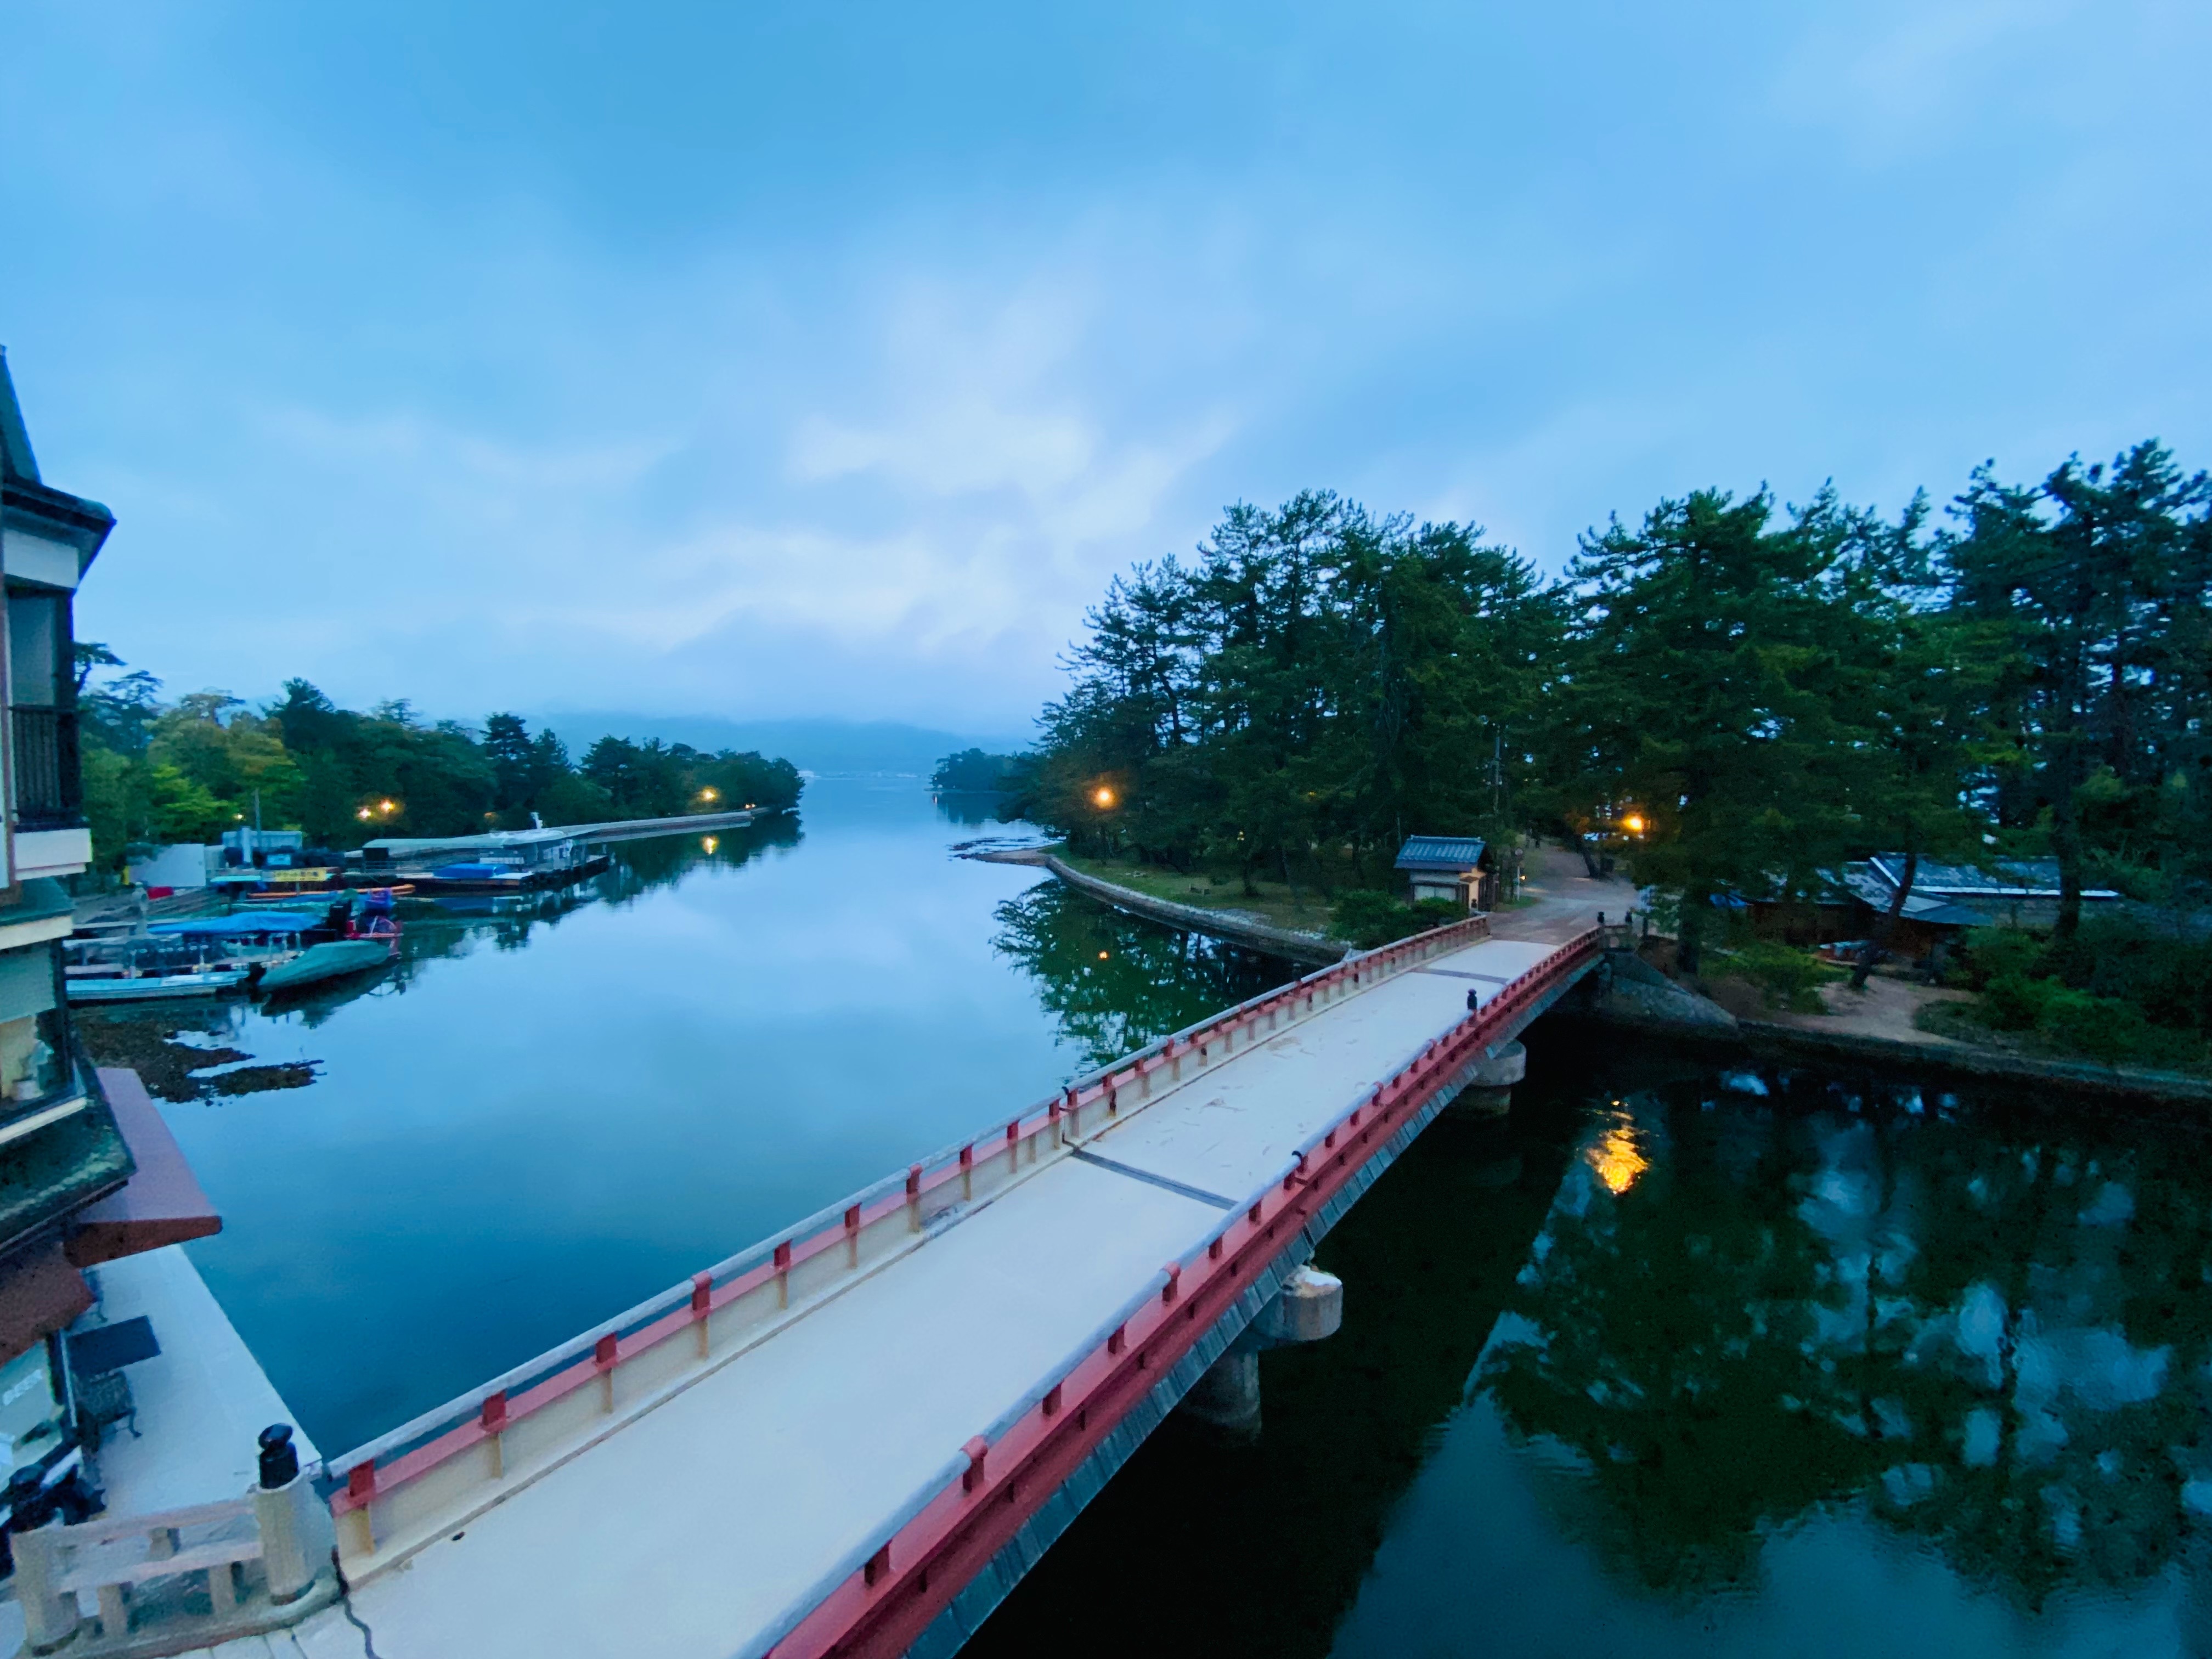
[255,931,1586,1659]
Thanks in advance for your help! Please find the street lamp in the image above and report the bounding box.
[1093,786,1116,809]
[700,787,718,803]
[1622,813,1646,836]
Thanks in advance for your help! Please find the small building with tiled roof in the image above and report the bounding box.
[1393,834,1494,912]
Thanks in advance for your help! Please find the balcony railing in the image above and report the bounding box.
[11,706,82,831]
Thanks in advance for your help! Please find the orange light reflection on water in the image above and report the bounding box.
[1584,1111,1650,1196]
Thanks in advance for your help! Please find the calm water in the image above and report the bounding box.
[83,789,2212,1656]
[80,779,1293,1453]
[970,1036,2212,1658]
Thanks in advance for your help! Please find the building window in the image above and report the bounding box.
[0,950,75,1115]
[7,590,65,709]
[6,588,81,830]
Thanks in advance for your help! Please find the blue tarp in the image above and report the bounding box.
[146,914,319,936]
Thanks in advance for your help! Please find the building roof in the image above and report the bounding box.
[1,347,116,570]
[361,827,580,855]
[1395,836,1486,872]
[1865,855,2119,902]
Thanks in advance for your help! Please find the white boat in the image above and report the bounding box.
[66,968,251,1003]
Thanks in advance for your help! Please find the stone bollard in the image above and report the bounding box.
[14,1520,82,1653]
[1450,1039,1526,1116]
[252,1425,334,1605]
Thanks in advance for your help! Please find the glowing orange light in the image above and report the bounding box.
[1584,1123,1649,1196]
[702,836,719,855]
[1622,814,1646,835]
[1098,951,1109,960]
[380,800,397,813]
[1093,787,1116,808]
[700,788,718,802]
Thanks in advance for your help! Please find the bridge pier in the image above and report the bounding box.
[1177,1265,1345,1443]
[1448,1039,1526,1116]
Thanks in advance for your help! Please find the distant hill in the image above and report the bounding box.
[533,714,1032,777]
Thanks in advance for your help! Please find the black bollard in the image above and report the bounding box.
[258,1423,300,1489]
[1467,988,1479,1012]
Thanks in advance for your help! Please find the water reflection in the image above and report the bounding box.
[989,882,1294,1071]
[973,1040,2212,1658]
[81,814,806,1088]
[76,783,1294,1453]
[1474,1073,2211,1619]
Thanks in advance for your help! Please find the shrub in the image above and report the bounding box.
[1331,890,1414,949]
[2035,986,2149,1064]
[1978,973,2058,1032]
[1719,940,1839,1014]
[1956,928,2045,990]
[1331,891,1466,949]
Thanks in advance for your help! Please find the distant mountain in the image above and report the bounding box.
[533,714,1032,777]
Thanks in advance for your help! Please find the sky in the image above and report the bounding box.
[3,1,2207,737]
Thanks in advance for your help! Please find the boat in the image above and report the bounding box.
[65,966,251,1003]
[63,916,310,1005]
[256,938,395,994]
[256,888,402,994]
[353,828,612,893]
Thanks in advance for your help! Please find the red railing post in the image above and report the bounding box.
[962,1436,990,1495]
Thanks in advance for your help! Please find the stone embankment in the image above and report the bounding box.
[969,847,1348,964]
[975,842,2212,1110]
[1566,949,2212,1111]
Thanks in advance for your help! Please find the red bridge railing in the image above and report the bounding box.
[322,912,1599,1636]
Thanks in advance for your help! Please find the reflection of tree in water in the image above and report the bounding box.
[933,793,1025,828]
[989,883,1294,1071]
[80,821,811,1085]
[1482,1072,2212,1609]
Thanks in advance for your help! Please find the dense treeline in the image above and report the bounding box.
[76,662,802,873]
[1026,493,1558,891]
[1026,442,2212,983]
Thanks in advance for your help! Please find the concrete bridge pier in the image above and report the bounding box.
[1177,1265,1345,1443]
[1449,1039,1527,1116]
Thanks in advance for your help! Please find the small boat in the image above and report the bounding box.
[258,888,401,994]
[66,967,251,1003]
[257,938,395,994]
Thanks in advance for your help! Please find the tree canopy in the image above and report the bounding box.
[76,667,803,873]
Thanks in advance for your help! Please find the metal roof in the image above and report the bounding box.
[1395,836,1486,871]
[1865,855,2119,901]
[362,827,580,855]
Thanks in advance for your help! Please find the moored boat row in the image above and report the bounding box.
[66,890,404,1005]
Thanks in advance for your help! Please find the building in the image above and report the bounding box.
[1393,835,1495,912]
[1845,855,2123,941]
[0,351,224,1531]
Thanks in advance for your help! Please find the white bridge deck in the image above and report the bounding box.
[262,918,1595,1659]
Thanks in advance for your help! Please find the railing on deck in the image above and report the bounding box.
[11,1471,336,1656]
[768,924,1606,1659]
[324,911,1500,1576]
[10,704,82,830]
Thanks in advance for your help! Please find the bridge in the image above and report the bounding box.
[19,880,1617,1659]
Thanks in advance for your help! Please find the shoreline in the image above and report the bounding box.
[970,845,1349,964]
[981,844,2212,1110]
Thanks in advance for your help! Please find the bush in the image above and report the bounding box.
[1956,928,2045,990]
[1717,940,1839,1014]
[1978,972,2058,1032]
[1330,891,1466,950]
[2035,987,2148,1064]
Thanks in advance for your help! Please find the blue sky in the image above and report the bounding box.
[4,2,2205,735]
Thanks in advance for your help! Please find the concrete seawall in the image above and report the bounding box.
[1564,951,2212,1111]
[976,848,2212,1112]
[973,848,1348,966]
